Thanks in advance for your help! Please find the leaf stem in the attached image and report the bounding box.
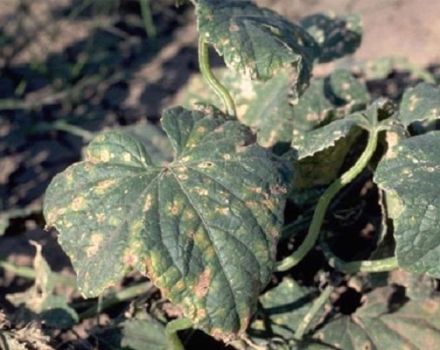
[0,259,77,288]
[79,281,153,320]
[198,36,237,117]
[294,285,334,340]
[276,130,379,272]
[166,318,192,350]
[139,0,156,38]
[0,260,36,279]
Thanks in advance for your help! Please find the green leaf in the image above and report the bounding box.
[307,287,440,350]
[196,0,319,96]
[43,106,292,340]
[300,13,362,63]
[399,83,440,128]
[374,131,440,278]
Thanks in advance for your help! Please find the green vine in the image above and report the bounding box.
[276,129,380,272]
[198,36,237,117]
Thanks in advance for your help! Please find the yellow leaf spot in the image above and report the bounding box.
[143,194,153,212]
[86,233,104,257]
[409,94,420,112]
[169,200,182,216]
[46,207,66,225]
[223,154,231,161]
[175,280,185,291]
[196,188,209,196]
[215,207,230,215]
[196,308,207,320]
[197,161,214,169]
[123,152,132,162]
[95,179,116,194]
[96,213,105,223]
[71,196,86,211]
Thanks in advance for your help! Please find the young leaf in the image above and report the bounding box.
[399,83,440,128]
[307,287,440,350]
[195,0,319,96]
[43,106,292,341]
[374,131,440,278]
[300,13,362,63]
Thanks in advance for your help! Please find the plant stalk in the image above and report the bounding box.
[322,240,399,273]
[276,130,379,272]
[79,281,153,320]
[166,318,192,350]
[295,285,334,340]
[198,36,236,117]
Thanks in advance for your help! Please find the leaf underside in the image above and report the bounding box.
[43,106,292,340]
[375,131,440,278]
[196,0,319,97]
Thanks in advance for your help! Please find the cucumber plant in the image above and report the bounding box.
[43,0,440,348]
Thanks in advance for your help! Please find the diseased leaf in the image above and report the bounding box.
[6,243,78,329]
[300,13,362,63]
[44,106,292,340]
[119,122,173,164]
[196,0,319,96]
[292,111,365,159]
[389,270,438,301]
[292,99,390,159]
[327,69,369,108]
[307,287,440,350]
[374,131,440,278]
[241,70,295,147]
[251,278,318,342]
[122,318,168,350]
[399,83,440,129]
[177,68,255,118]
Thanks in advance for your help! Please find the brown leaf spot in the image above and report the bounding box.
[193,269,211,298]
[196,308,207,320]
[270,184,288,195]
